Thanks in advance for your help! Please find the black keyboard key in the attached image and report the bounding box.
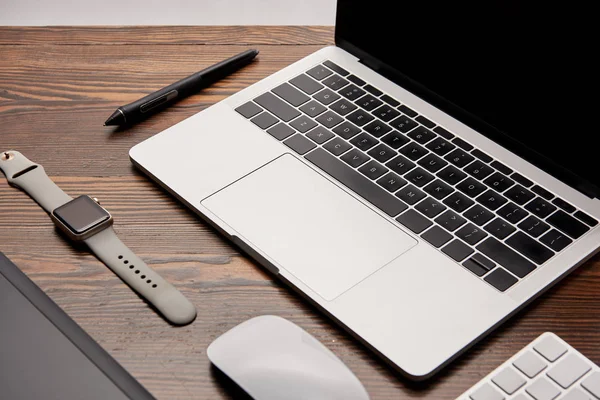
[551,198,576,213]
[323,137,351,156]
[267,122,295,140]
[471,253,496,270]
[316,110,344,128]
[399,142,428,161]
[356,94,383,111]
[377,172,407,192]
[433,126,454,139]
[464,160,494,180]
[408,126,437,144]
[395,184,426,205]
[456,223,488,245]
[306,65,333,80]
[372,104,400,122]
[406,167,435,187]
[471,149,493,163]
[290,115,318,133]
[426,137,456,156]
[254,92,300,122]
[457,177,487,198]
[506,232,554,265]
[438,165,467,186]
[333,121,361,139]
[435,210,467,232]
[418,153,448,173]
[346,109,374,126]
[511,172,533,187]
[390,115,418,133]
[452,137,473,151]
[368,144,396,163]
[423,179,453,200]
[415,115,435,128]
[306,148,408,217]
[347,74,366,86]
[462,259,488,277]
[380,94,400,107]
[483,172,515,193]
[518,215,550,238]
[386,154,415,175]
[313,88,341,105]
[306,126,334,144]
[464,204,495,226]
[484,218,516,240]
[359,160,388,180]
[322,74,350,91]
[339,84,366,101]
[350,132,378,151]
[272,82,310,106]
[341,149,370,167]
[490,161,512,175]
[363,84,382,96]
[525,197,557,218]
[323,60,349,76]
[329,98,357,116]
[382,131,410,149]
[364,120,392,138]
[415,197,447,218]
[444,148,475,168]
[574,210,598,227]
[421,225,453,248]
[531,185,554,200]
[476,237,536,278]
[290,74,324,95]
[484,268,518,292]
[236,101,262,118]
[299,100,327,117]
[251,112,279,129]
[396,209,432,233]
[497,203,528,224]
[398,104,418,118]
[505,185,535,205]
[283,134,316,155]
[476,189,508,211]
[540,229,573,252]
[442,239,473,262]
[443,192,474,213]
[547,210,590,239]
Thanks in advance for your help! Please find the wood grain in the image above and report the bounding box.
[0,26,598,400]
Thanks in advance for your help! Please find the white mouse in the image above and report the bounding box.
[207,315,370,400]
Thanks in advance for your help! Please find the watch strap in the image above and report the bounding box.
[0,150,72,211]
[85,227,197,325]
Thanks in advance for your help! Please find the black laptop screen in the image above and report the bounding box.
[336,1,598,196]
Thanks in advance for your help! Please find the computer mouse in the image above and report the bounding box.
[207,315,370,400]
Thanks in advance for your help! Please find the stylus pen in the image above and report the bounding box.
[104,49,259,126]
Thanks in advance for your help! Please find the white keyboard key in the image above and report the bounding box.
[514,351,547,378]
[562,387,592,400]
[470,382,505,400]
[547,353,592,389]
[526,377,561,400]
[492,367,526,394]
[581,371,600,398]
[534,334,568,362]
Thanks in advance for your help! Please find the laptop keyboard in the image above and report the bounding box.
[235,60,598,293]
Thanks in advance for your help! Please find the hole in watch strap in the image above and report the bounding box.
[11,165,38,179]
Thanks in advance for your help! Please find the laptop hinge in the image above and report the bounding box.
[358,57,382,74]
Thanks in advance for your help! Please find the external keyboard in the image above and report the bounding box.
[458,332,600,400]
[235,59,598,293]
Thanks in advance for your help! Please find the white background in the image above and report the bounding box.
[0,0,336,25]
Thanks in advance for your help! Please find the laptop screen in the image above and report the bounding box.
[336,1,598,197]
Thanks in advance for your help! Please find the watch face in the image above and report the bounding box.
[53,196,110,235]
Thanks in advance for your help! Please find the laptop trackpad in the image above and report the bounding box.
[201,154,417,301]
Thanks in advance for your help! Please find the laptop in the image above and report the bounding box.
[130,1,600,380]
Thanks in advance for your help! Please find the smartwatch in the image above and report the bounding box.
[0,150,196,325]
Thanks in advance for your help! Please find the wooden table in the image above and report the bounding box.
[1,26,599,400]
